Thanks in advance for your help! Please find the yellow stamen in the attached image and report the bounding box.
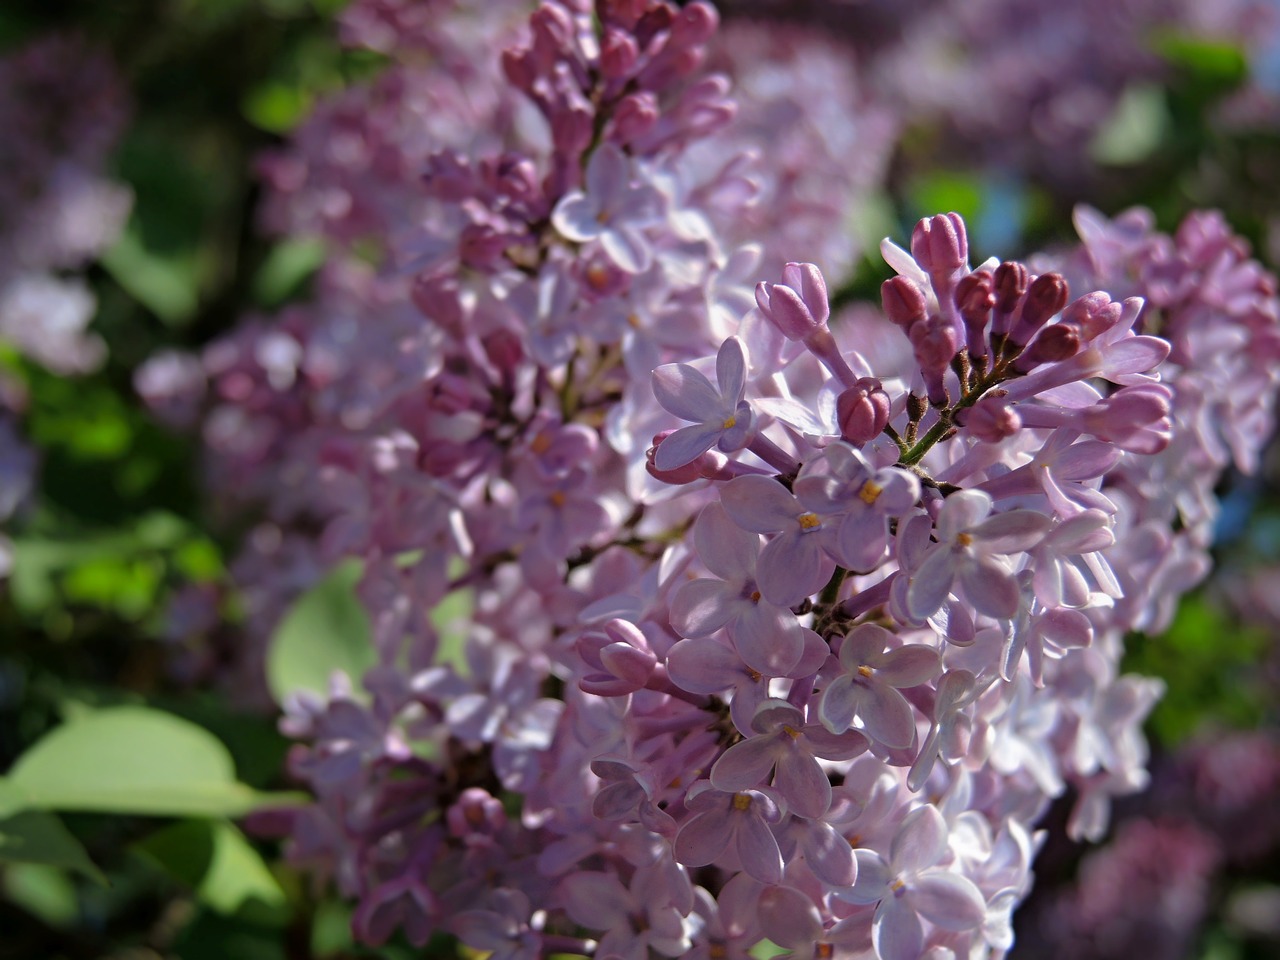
[722,415,736,429]
[732,793,753,812]
[750,590,762,603]
[957,532,973,547]
[858,480,884,505]
[890,878,907,893]
[530,432,552,455]
[857,664,874,679]
[816,945,834,960]
[782,725,802,740]
[798,512,821,531]
[549,491,567,508]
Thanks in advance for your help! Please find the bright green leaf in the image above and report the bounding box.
[1090,84,1170,166]
[0,706,302,819]
[253,238,327,305]
[135,820,286,919]
[2,863,80,928]
[266,559,375,705]
[243,82,313,133]
[0,811,106,884]
[101,225,201,324]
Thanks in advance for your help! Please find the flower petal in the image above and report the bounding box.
[670,578,737,638]
[694,501,758,581]
[909,871,987,930]
[654,420,721,471]
[652,361,721,422]
[711,736,779,793]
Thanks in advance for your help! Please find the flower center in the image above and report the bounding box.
[956,532,973,547]
[816,945,834,960]
[627,313,642,329]
[549,491,567,508]
[585,263,610,290]
[857,664,874,678]
[858,480,883,505]
[890,877,908,894]
[783,724,801,740]
[750,590,761,603]
[530,432,552,455]
[722,415,737,429]
[797,512,821,531]
[732,793,753,812]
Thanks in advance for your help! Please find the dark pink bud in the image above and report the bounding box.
[1015,323,1080,372]
[991,261,1029,336]
[836,377,892,445]
[600,27,640,78]
[482,329,524,375]
[909,315,960,406]
[881,276,928,329]
[646,430,726,484]
[676,2,719,44]
[1009,273,1070,347]
[958,393,1021,442]
[609,91,658,144]
[955,269,995,357]
[1060,291,1123,341]
[446,787,506,838]
[911,213,968,277]
[755,262,829,341]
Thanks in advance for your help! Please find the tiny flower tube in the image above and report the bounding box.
[955,268,995,359]
[911,212,968,280]
[991,260,1029,338]
[882,275,928,330]
[908,314,960,407]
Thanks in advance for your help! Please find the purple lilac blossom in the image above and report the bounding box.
[139,0,1280,954]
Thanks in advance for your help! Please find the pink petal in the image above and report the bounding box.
[859,682,918,749]
[909,871,987,930]
[891,805,947,875]
[720,475,802,533]
[673,810,732,867]
[957,555,1021,619]
[733,602,804,677]
[756,532,830,608]
[773,748,832,819]
[735,810,784,884]
[874,896,924,960]
[875,643,942,688]
[694,501,758,580]
[906,545,959,620]
[652,362,721,422]
[654,420,722,471]
[711,736,780,793]
[670,578,736,638]
[716,337,747,403]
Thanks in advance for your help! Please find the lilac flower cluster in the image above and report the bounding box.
[137,0,1280,955]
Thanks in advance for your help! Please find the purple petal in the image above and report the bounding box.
[652,362,721,422]
[957,555,1021,619]
[909,871,987,930]
[694,502,758,581]
[937,490,991,540]
[756,532,829,608]
[875,469,922,514]
[711,736,779,792]
[875,644,942,688]
[802,820,857,886]
[846,850,890,904]
[719,475,802,533]
[971,510,1053,552]
[1052,440,1122,482]
[838,622,895,670]
[735,809,784,884]
[670,578,737,638]
[602,225,652,274]
[759,885,825,948]
[818,676,859,734]
[716,337,747,404]
[562,872,633,929]
[906,546,959,620]
[550,193,603,242]
[666,638,740,695]
[773,748,832,819]
[654,421,722,471]
[891,805,948,875]
[859,682,918,749]
[838,511,889,571]
[733,602,804,676]
[874,896,924,960]
[1101,335,1170,377]
[585,143,628,202]
[673,810,732,867]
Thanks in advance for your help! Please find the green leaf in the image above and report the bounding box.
[100,225,201,324]
[0,706,303,819]
[0,811,106,884]
[1154,32,1248,85]
[252,238,327,306]
[135,820,286,919]
[1090,84,1170,166]
[266,559,375,705]
[243,82,314,133]
[1,864,80,928]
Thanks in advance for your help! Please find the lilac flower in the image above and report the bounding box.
[797,442,921,571]
[560,864,692,960]
[550,143,664,273]
[906,490,1051,621]
[673,781,785,884]
[819,623,941,749]
[670,502,806,675]
[841,805,987,960]
[711,699,867,819]
[718,474,840,608]
[651,337,754,471]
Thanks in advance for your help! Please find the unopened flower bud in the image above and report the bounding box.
[991,261,1029,337]
[955,269,995,358]
[909,315,959,406]
[1060,291,1124,341]
[755,262,829,341]
[837,377,892,445]
[1015,323,1079,372]
[1008,272,1070,347]
[482,329,524,375]
[958,393,1021,442]
[609,91,658,144]
[881,275,928,329]
[911,213,968,278]
[646,430,727,484]
[600,27,639,79]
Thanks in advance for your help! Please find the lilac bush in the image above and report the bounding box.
[137,0,1280,955]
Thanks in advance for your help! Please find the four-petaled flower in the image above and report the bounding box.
[652,336,754,471]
